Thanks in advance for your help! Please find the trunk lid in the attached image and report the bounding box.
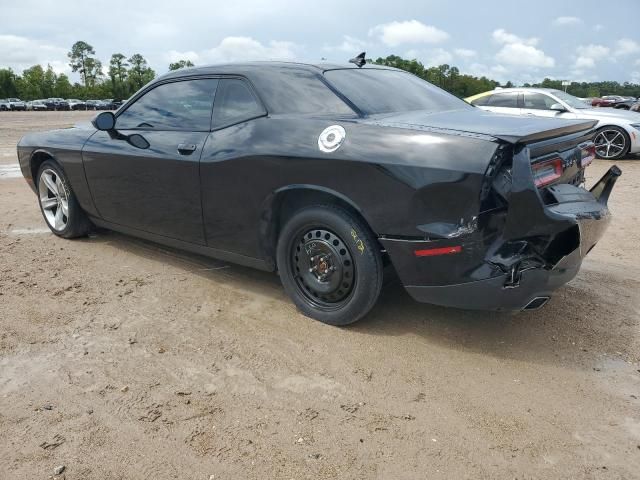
[361,108,597,145]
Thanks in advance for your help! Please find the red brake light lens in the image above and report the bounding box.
[532,157,563,187]
[581,144,596,168]
[414,245,462,257]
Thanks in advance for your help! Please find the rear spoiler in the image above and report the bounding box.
[493,120,598,145]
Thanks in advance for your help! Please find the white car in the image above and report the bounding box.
[466,88,640,160]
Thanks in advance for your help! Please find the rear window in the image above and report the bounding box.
[212,79,266,129]
[324,68,470,115]
[250,67,354,116]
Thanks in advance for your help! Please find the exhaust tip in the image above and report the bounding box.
[523,296,550,311]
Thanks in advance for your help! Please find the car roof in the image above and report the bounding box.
[159,61,400,81]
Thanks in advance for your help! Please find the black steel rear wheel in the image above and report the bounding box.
[292,228,356,309]
[277,205,383,325]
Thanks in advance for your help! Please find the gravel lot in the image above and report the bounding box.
[1,111,639,479]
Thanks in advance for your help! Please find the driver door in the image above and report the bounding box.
[521,92,576,119]
[82,78,218,245]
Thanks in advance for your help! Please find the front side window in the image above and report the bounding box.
[324,68,470,115]
[212,79,266,129]
[486,92,519,108]
[549,90,589,109]
[523,93,557,110]
[117,79,219,130]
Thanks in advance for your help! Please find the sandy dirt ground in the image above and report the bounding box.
[0,111,639,480]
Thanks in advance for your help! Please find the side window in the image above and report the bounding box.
[116,79,218,130]
[486,92,519,108]
[523,93,557,110]
[212,79,266,129]
[471,95,491,106]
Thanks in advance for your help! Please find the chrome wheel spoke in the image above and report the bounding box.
[610,143,624,152]
[41,197,57,210]
[54,207,65,230]
[60,199,69,217]
[42,173,58,195]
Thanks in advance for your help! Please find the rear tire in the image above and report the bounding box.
[276,205,383,326]
[36,160,91,238]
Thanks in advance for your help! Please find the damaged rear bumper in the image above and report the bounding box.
[382,154,621,311]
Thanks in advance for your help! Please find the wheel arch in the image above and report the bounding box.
[258,185,379,269]
[29,149,61,185]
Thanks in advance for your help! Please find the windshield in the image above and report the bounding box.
[324,68,470,115]
[550,90,590,109]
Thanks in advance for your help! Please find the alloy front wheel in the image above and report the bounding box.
[39,168,69,231]
[36,160,91,238]
[593,127,629,160]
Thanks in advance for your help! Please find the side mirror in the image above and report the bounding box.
[93,111,115,130]
[550,103,567,112]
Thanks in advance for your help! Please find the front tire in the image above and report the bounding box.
[593,126,630,160]
[36,160,91,238]
[276,205,383,326]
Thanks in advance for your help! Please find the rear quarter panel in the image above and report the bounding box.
[200,116,499,258]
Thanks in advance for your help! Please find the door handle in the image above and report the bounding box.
[177,143,197,155]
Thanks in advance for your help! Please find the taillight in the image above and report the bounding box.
[532,157,563,187]
[580,144,596,168]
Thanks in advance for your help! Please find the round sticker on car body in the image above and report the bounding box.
[318,125,346,153]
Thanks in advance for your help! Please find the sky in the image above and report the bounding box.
[1,0,639,85]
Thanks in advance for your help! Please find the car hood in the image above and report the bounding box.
[360,108,597,144]
[572,107,640,122]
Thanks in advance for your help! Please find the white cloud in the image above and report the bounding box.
[166,36,300,64]
[468,62,508,81]
[495,43,555,68]
[0,34,69,74]
[615,38,640,56]
[404,48,453,66]
[573,44,610,69]
[492,29,553,69]
[369,20,449,47]
[323,35,367,53]
[631,71,640,84]
[553,16,582,26]
[492,29,538,46]
[454,48,476,58]
[594,24,604,31]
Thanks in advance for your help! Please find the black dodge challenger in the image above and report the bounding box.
[17,60,621,325]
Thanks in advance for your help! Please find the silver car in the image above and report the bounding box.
[468,88,640,160]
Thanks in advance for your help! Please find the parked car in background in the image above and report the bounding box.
[27,100,48,111]
[67,99,86,111]
[16,61,620,324]
[590,97,616,107]
[42,99,56,110]
[466,87,640,159]
[47,98,70,111]
[630,100,640,112]
[601,95,635,109]
[8,98,27,111]
[0,99,11,111]
[85,100,103,110]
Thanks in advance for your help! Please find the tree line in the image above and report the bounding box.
[0,41,194,101]
[1,43,639,101]
[373,55,640,99]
